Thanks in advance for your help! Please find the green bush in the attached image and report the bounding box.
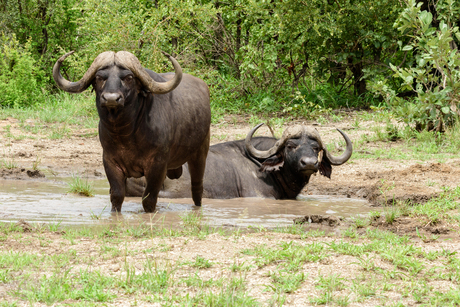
[385,0,460,131]
[0,34,49,107]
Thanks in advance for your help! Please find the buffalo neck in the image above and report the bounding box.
[98,95,149,140]
[272,168,310,199]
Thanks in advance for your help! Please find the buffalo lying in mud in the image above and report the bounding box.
[53,51,211,212]
[125,123,352,199]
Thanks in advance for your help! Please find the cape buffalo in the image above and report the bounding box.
[125,123,352,199]
[53,51,211,212]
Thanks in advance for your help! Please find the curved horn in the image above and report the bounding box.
[245,123,284,159]
[53,51,115,93]
[115,51,182,94]
[323,128,353,165]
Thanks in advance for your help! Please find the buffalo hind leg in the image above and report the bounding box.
[142,166,168,213]
[187,131,210,207]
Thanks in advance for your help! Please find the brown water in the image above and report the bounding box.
[0,178,372,228]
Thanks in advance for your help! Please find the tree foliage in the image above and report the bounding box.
[375,0,460,131]
[0,0,459,130]
[0,34,49,106]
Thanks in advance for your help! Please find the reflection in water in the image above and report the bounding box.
[0,178,372,228]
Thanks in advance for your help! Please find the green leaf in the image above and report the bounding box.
[425,27,436,36]
[417,58,426,67]
[441,106,450,114]
[419,11,432,27]
[402,45,413,51]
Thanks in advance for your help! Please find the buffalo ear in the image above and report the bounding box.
[260,154,284,172]
[138,82,149,97]
[140,89,148,97]
[319,156,332,178]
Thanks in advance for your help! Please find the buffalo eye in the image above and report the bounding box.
[95,76,105,86]
[286,142,297,150]
[123,75,134,83]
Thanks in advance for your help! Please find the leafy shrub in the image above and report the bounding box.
[0,34,49,107]
[381,0,460,131]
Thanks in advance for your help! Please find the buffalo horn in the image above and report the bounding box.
[53,51,115,93]
[53,51,182,95]
[323,128,353,165]
[115,51,182,94]
[245,123,287,159]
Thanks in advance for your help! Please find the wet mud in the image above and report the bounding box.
[307,161,460,206]
[0,168,45,180]
[0,177,371,230]
[2,158,460,239]
[2,113,460,238]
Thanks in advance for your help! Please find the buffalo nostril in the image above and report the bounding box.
[300,157,318,170]
[101,93,123,106]
[300,158,311,168]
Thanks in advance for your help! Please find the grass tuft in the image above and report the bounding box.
[67,174,94,197]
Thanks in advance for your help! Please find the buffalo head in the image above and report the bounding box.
[245,123,352,179]
[53,51,182,117]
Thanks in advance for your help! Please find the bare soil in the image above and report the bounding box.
[3,114,460,306]
[1,114,460,238]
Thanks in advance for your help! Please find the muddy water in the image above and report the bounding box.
[0,178,372,228]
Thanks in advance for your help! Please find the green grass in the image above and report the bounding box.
[350,117,460,161]
[190,255,213,269]
[1,215,460,306]
[19,269,116,304]
[229,260,252,272]
[4,92,97,126]
[67,174,95,197]
[181,272,224,288]
[0,92,98,139]
[47,221,62,232]
[241,241,328,269]
[268,271,306,293]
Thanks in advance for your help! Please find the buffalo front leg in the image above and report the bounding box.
[142,166,168,213]
[104,160,126,213]
[187,131,210,207]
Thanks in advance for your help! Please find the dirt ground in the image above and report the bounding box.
[3,114,460,306]
[1,114,460,238]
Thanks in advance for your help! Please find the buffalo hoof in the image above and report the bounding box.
[111,206,122,213]
[142,205,156,213]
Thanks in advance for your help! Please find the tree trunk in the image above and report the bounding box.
[213,1,224,63]
[236,18,241,53]
[291,51,309,93]
[348,57,366,95]
[171,37,177,57]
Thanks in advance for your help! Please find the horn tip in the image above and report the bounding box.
[58,51,75,63]
[161,51,173,59]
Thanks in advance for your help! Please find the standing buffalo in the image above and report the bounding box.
[126,124,352,199]
[53,51,211,212]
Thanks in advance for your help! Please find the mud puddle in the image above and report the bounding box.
[0,178,372,228]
